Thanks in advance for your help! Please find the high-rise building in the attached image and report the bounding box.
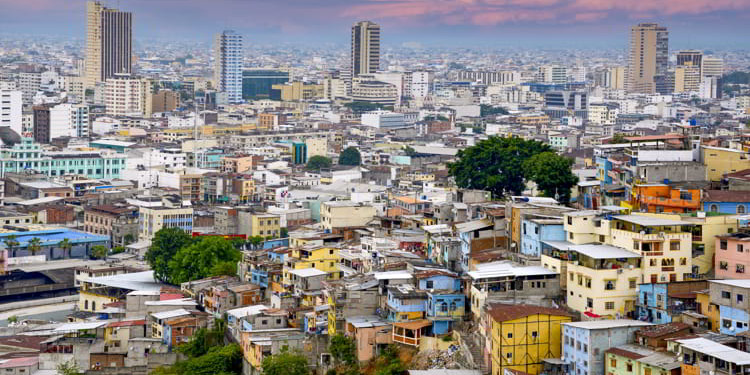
[84,1,132,89]
[627,23,669,94]
[702,57,724,78]
[676,50,703,68]
[606,67,626,90]
[103,74,152,117]
[537,65,568,84]
[0,88,22,135]
[674,66,701,93]
[351,21,380,77]
[32,103,90,143]
[213,30,244,104]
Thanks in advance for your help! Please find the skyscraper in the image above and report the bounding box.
[213,30,244,104]
[351,21,380,77]
[626,23,668,94]
[85,1,132,89]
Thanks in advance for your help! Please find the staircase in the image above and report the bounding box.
[456,321,489,375]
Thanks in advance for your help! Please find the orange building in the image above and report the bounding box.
[631,184,701,213]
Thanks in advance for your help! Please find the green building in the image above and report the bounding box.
[242,69,290,99]
[0,138,127,179]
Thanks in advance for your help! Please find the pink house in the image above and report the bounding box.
[716,233,750,279]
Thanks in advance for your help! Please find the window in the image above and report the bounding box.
[605,280,615,290]
[568,217,572,225]
[570,233,574,240]
[738,294,744,303]
[739,205,747,214]
[532,331,538,338]
[611,359,617,368]
[507,332,513,339]
[711,204,718,213]
[723,319,732,328]
[670,241,680,251]
[722,291,731,299]
[721,240,728,250]
[426,281,434,289]
[506,352,513,359]
[739,244,745,253]
[720,261,729,270]
[584,344,588,353]
[633,241,639,250]
[629,279,637,289]
[599,235,605,243]
[680,257,687,265]
[605,302,615,310]
[587,298,593,308]
[738,264,746,274]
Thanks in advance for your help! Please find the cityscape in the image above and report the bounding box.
[0,1,749,375]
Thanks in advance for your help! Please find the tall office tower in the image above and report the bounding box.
[84,1,133,89]
[606,67,626,90]
[702,57,724,78]
[213,30,244,104]
[0,87,22,135]
[351,21,381,77]
[676,50,703,68]
[537,65,567,84]
[627,23,669,94]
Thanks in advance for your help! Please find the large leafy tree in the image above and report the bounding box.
[448,136,552,198]
[146,228,194,283]
[306,155,332,171]
[167,237,242,284]
[90,245,109,260]
[262,348,309,375]
[339,147,361,166]
[329,334,357,367]
[523,152,579,204]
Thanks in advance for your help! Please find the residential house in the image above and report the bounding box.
[562,320,652,375]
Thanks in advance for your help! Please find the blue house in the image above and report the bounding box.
[426,291,464,334]
[596,156,613,184]
[521,218,565,257]
[703,190,750,214]
[386,284,427,322]
[636,281,705,324]
[710,279,750,336]
[415,270,460,292]
[562,320,652,375]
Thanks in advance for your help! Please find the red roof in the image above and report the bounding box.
[0,357,38,368]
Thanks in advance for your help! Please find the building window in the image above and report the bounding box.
[507,332,513,339]
[720,261,729,270]
[627,364,633,372]
[629,279,637,289]
[611,359,617,368]
[723,319,732,328]
[721,241,728,250]
[605,302,615,310]
[722,291,731,299]
[738,264,746,274]
[739,244,744,253]
[426,281,433,289]
[738,294,744,303]
[739,205,746,214]
[670,241,680,251]
[710,204,718,213]
[587,298,593,308]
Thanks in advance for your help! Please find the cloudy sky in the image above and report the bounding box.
[1,0,749,48]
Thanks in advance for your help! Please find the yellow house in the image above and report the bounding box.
[79,290,119,312]
[250,213,280,238]
[695,290,720,332]
[488,303,572,375]
[703,146,750,181]
[320,201,377,231]
[283,246,341,286]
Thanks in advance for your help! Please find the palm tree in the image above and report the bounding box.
[58,238,72,260]
[27,237,42,257]
[3,235,19,258]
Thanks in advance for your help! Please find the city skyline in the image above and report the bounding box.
[1,0,749,48]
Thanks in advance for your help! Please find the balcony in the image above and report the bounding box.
[662,266,675,272]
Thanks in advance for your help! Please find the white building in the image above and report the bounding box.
[410,71,433,99]
[104,74,151,117]
[0,88,22,134]
[538,65,567,84]
[361,110,406,128]
[214,30,243,104]
[588,103,619,125]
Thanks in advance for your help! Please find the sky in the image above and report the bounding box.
[0,0,749,48]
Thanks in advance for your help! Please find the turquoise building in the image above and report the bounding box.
[0,138,126,179]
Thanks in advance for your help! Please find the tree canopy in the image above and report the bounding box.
[306,155,332,171]
[448,136,578,203]
[262,348,309,375]
[523,152,579,204]
[90,245,109,260]
[339,147,361,166]
[329,334,357,367]
[167,236,242,284]
[480,104,509,117]
[344,101,385,115]
[145,228,195,283]
[610,133,629,144]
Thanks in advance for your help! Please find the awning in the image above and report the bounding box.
[393,319,432,330]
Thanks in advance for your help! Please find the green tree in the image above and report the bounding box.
[27,237,42,256]
[610,133,629,144]
[248,235,264,250]
[209,261,238,277]
[339,147,361,166]
[448,136,552,198]
[373,345,404,375]
[280,228,289,238]
[145,228,194,283]
[262,348,309,375]
[480,104,509,117]
[177,320,226,358]
[329,334,357,367]
[123,233,135,245]
[112,246,126,254]
[7,315,18,324]
[403,146,417,156]
[344,101,382,115]
[56,360,83,375]
[306,155,332,171]
[167,237,242,284]
[58,238,73,259]
[3,235,19,258]
[523,152,579,204]
[90,245,109,260]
